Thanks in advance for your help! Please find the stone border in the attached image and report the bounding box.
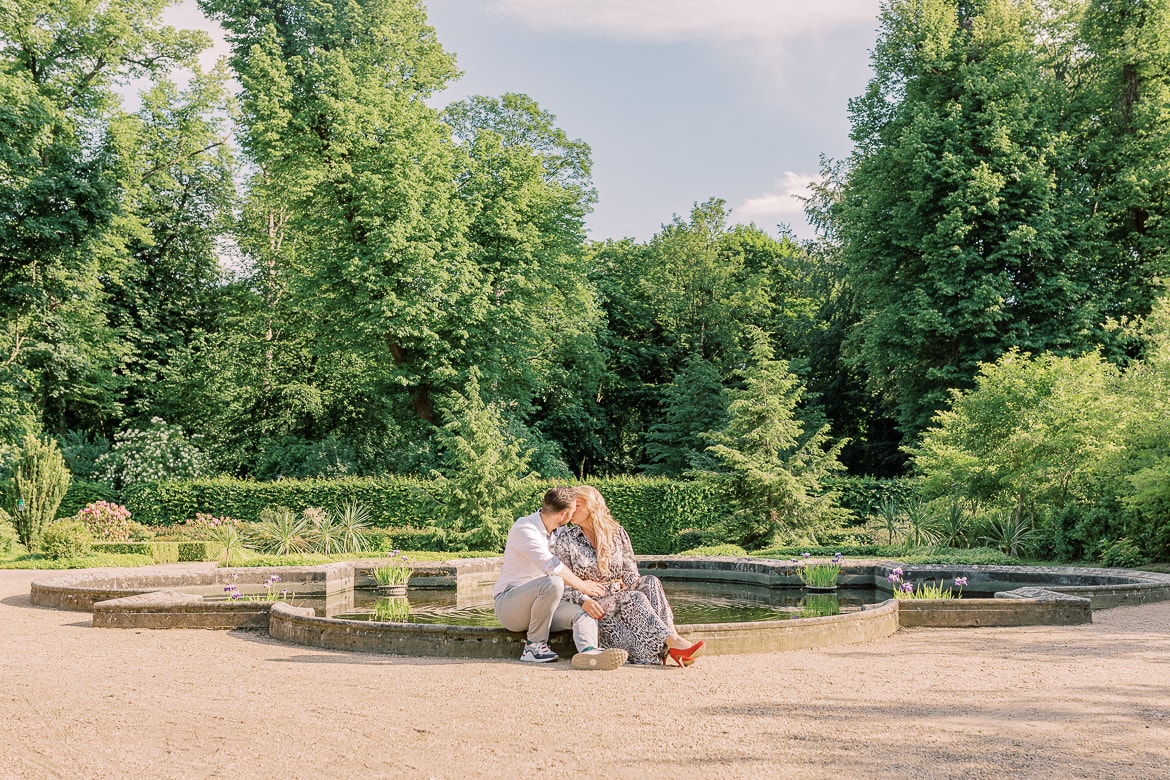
[30,557,1170,659]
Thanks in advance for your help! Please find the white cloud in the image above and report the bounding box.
[485,0,880,44]
[736,171,815,225]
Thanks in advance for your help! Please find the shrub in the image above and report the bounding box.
[56,479,121,519]
[2,434,71,549]
[177,541,215,562]
[97,418,209,490]
[40,520,94,560]
[0,509,19,555]
[677,544,747,557]
[1098,537,1146,569]
[250,507,310,555]
[427,369,539,552]
[180,513,243,541]
[123,476,725,554]
[76,501,133,541]
[91,542,180,564]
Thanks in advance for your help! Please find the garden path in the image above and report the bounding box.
[1,567,1168,779]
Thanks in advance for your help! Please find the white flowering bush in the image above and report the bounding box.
[97,418,210,489]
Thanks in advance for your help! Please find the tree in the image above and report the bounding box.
[106,67,236,426]
[0,0,208,436]
[910,348,1128,558]
[701,328,848,549]
[428,369,538,551]
[442,93,604,473]
[1,433,71,549]
[200,0,480,435]
[838,0,1100,442]
[644,355,728,476]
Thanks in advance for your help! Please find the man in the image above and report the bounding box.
[493,487,628,670]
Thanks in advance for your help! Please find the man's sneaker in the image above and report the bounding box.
[519,641,559,663]
[571,647,628,671]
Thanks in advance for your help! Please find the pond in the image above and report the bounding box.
[299,581,890,626]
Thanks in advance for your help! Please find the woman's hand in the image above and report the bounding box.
[581,597,605,619]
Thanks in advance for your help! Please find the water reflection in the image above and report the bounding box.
[320,581,881,626]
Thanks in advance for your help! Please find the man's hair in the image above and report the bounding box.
[542,487,577,513]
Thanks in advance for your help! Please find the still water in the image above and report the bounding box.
[311,581,887,626]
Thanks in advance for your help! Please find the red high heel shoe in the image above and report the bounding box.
[664,640,705,667]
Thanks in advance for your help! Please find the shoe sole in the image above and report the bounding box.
[571,648,628,671]
[520,655,559,663]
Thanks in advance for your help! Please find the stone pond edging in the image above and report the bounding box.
[29,557,1170,658]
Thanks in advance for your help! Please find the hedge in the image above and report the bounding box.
[120,475,924,555]
[122,475,727,554]
[826,476,922,523]
[56,480,122,519]
[91,541,181,564]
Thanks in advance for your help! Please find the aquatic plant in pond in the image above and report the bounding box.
[799,562,842,589]
[799,593,841,618]
[887,569,969,600]
[223,575,287,602]
[371,597,410,622]
[373,553,412,587]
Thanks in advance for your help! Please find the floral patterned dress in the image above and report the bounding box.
[552,525,674,664]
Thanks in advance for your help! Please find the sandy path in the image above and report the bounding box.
[1,567,1169,779]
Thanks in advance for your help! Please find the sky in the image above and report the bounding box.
[160,0,883,242]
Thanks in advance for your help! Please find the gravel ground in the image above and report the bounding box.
[2,566,1169,779]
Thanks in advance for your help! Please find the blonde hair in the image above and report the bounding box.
[575,485,621,577]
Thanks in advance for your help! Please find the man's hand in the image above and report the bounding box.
[581,597,605,619]
[577,580,606,599]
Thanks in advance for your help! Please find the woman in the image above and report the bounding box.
[552,485,704,666]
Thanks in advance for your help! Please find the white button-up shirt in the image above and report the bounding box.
[492,511,566,598]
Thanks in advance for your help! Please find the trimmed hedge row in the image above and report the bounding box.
[826,477,921,523]
[122,476,726,554]
[56,480,121,519]
[91,541,181,564]
[80,475,923,555]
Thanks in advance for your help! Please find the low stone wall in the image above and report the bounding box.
[267,598,903,658]
[29,558,1170,658]
[93,591,273,630]
[899,595,1092,628]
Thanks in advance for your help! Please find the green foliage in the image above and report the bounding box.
[976,514,1038,558]
[58,431,111,482]
[373,557,413,587]
[1097,537,1146,569]
[97,418,209,490]
[799,563,842,588]
[0,510,19,555]
[39,520,94,560]
[56,480,121,520]
[123,475,723,555]
[832,0,1164,443]
[333,501,373,555]
[427,370,539,551]
[0,0,210,436]
[177,541,215,562]
[676,544,748,557]
[207,523,247,567]
[701,328,849,549]
[2,434,72,549]
[91,541,180,564]
[250,507,310,556]
[894,546,1018,566]
[827,477,920,523]
[644,355,728,476]
[366,527,449,553]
